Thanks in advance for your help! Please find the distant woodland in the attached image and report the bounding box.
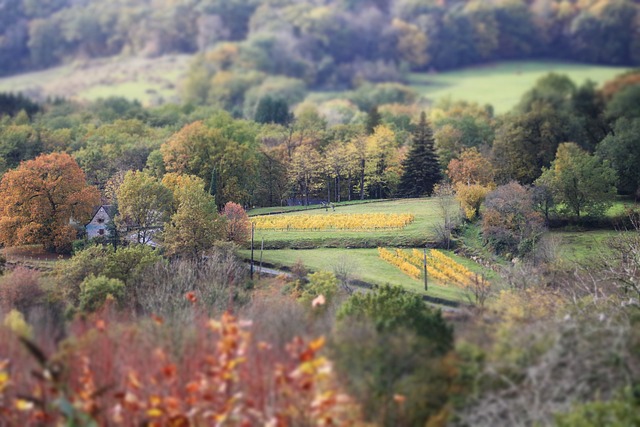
[1,0,638,83]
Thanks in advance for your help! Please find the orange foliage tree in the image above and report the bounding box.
[0,153,100,253]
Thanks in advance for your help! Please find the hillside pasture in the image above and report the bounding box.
[410,60,631,114]
[243,197,498,303]
[0,55,191,106]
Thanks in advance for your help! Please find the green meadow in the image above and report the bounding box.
[0,55,191,106]
[410,60,630,113]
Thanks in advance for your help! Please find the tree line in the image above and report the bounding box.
[1,0,638,82]
[0,69,638,254]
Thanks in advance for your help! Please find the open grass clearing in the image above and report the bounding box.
[551,230,624,263]
[0,54,191,106]
[251,198,442,249]
[410,60,630,114]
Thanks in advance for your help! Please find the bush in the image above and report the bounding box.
[57,244,162,306]
[79,275,125,312]
[298,271,340,311]
[482,182,545,257]
[135,243,249,318]
[332,285,455,426]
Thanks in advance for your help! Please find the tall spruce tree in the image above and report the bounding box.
[365,106,382,135]
[398,112,442,197]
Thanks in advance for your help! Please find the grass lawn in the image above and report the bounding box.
[606,199,640,218]
[551,230,624,263]
[410,60,630,114]
[240,247,468,302]
[250,198,442,249]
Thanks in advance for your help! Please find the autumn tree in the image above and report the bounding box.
[536,143,617,220]
[161,121,256,208]
[254,147,289,207]
[447,148,496,220]
[289,144,321,206]
[0,153,100,253]
[115,171,173,244]
[447,147,495,187]
[432,183,461,249]
[221,201,251,244]
[324,141,351,202]
[349,134,368,200]
[431,99,495,167]
[397,112,442,197]
[365,125,401,199]
[163,184,224,261]
[482,182,545,257]
[455,184,493,221]
[161,173,207,211]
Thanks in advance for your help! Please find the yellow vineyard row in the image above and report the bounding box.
[253,213,415,231]
[378,247,489,291]
[378,248,421,279]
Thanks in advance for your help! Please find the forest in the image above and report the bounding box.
[1,0,639,79]
[0,0,639,426]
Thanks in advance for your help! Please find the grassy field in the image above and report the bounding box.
[410,60,630,114]
[250,198,441,249]
[243,197,501,303]
[552,230,623,263]
[241,247,478,302]
[0,55,191,106]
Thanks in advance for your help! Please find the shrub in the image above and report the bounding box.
[298,271,340,311]
[78,275,125,312]
[332,285,455,426]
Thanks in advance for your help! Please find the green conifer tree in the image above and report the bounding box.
[365,106,382,135]
[397,112,442,197]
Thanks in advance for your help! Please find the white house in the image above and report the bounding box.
[86,205,116,239]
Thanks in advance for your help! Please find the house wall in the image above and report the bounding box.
[86,207,111,239]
